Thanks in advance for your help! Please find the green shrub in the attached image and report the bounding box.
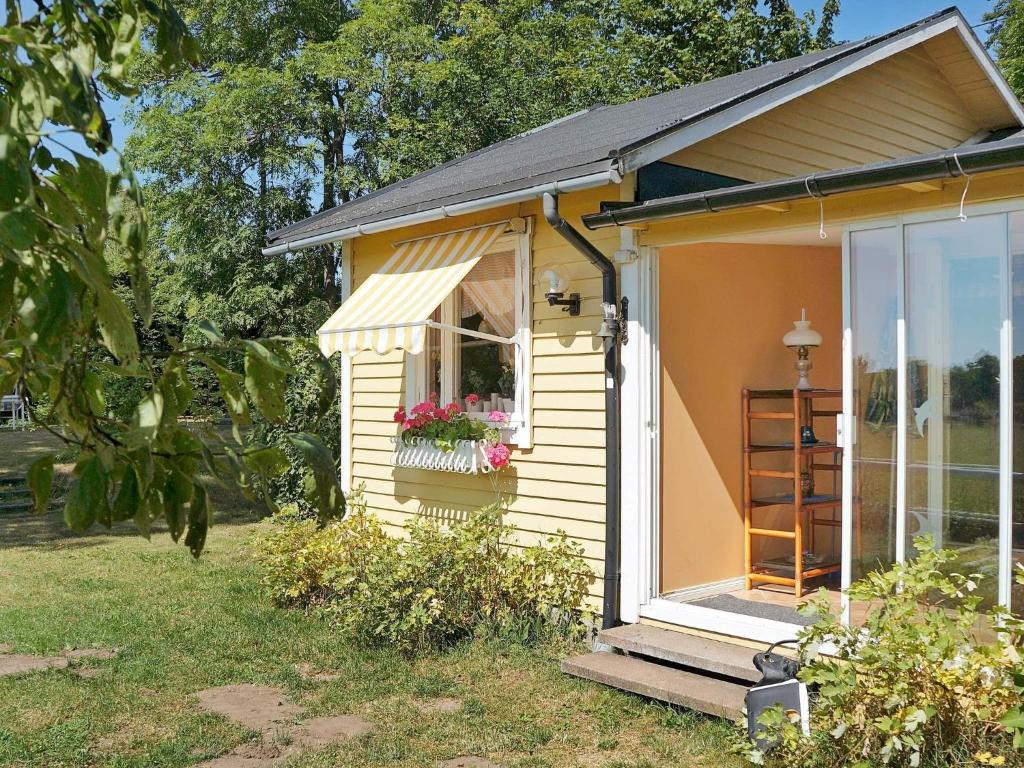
[737,536,1024,768]
[252,488,594,653]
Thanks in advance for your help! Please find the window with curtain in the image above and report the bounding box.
[456,250,517,411]
[406,236,532,447]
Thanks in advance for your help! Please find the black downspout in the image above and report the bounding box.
[542,191,621,631]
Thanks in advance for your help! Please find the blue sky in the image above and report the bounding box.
[793,1,995,41]
[88,2,1003,170]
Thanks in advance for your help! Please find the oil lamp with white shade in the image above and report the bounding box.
[782,308,823,390]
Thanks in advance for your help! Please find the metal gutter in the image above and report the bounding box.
[582,137,1024,230]
[542,192,622,631]
[262,168,622,256]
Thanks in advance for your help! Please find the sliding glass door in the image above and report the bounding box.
[844,206,1020,618]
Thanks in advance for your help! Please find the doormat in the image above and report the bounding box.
[688,594,817,626]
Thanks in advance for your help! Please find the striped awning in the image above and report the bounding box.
[318,222,509,357]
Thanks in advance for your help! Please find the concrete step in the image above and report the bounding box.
[598,624,761,684]
[562,652,747,720]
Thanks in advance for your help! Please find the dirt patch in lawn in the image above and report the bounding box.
[290,715,373,746]
[0,654,68,676]
[442,757,500,768]
[64,647,118,660]
[0,646,119,677]
[416,697,464,714]
[195,682,373,766]
[196,685,300,734]
[295,662,341,682]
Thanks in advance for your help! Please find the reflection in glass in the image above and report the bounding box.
[1011,212,1024,613]
[850,228,899,583]
[905,214,1004,608]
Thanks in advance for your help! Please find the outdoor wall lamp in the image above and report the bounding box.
[539,267,581,316]
[782,308,823,390]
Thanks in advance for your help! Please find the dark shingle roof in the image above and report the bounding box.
[267,8,964,247]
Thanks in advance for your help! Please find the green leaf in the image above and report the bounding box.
[1000,706,1024,730]
[184,481,209,557]
[202,358,250,429]
[108,8,142,81]
[113,464,140,523]
[163,468,194,542]
[64,454,109,532]
[26,454,54,515]
[197,319,225,343]
[94,289,140,363]
[287,432,345,523]
[244,344,287,422]
[242,446,289,478]
[134,390,164,443]
[0,208,40,251]
[0,134,33,210]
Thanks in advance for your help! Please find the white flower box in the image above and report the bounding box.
[390,436,496,474]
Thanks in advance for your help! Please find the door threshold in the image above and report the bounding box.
[639,596,805,645]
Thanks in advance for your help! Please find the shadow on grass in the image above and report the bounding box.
[0,480,268,550]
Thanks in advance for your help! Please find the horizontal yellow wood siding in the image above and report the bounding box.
[666,42,1003,183]
[345,186,618,603]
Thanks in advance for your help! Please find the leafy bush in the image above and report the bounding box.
[738,536,1024,768]
[252,489,594,653]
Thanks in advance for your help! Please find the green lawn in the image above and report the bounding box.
[0,455,738,768]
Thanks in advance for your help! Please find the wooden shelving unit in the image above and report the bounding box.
[742,388,842,597]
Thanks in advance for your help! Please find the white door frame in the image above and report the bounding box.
[619,242,809,643]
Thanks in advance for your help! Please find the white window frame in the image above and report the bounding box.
[405,219,533,448]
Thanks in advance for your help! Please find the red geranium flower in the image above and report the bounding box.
[393,406,407,423]
[465,393,480,405]
[410,401,434,417]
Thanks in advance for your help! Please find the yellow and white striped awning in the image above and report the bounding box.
[318,221,510,357]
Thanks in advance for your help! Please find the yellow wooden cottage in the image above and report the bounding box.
[265,6,1024,716]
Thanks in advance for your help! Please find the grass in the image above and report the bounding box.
[0,449,739,767]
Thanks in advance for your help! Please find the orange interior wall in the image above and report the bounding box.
[659,242,842,594]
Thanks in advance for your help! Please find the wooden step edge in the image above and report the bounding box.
[562,652,747,721]
[597,625,762,684]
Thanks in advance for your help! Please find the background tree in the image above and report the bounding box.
[0,1,345,553]
[987,0,1024,98]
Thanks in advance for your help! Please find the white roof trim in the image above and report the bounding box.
[621,14,1023,173]
[262,167,621,256]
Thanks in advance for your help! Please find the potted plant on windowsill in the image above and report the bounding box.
[391,395,512,474]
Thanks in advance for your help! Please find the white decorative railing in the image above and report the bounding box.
[390,436,496,474]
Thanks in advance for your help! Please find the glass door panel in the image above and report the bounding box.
[904,215,1006,608]
[849,228,899,589]
[1010,212,1024,612]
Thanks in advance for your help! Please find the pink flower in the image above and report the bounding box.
[410,401,434,417]
[432,407,449,421]
[429,391,439,403]
[485,442,511,469]
[487,410,509,424]
[393,406,407,423]
[465,393,480,405]
[401,419,415,431]
[445,401,463,414]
